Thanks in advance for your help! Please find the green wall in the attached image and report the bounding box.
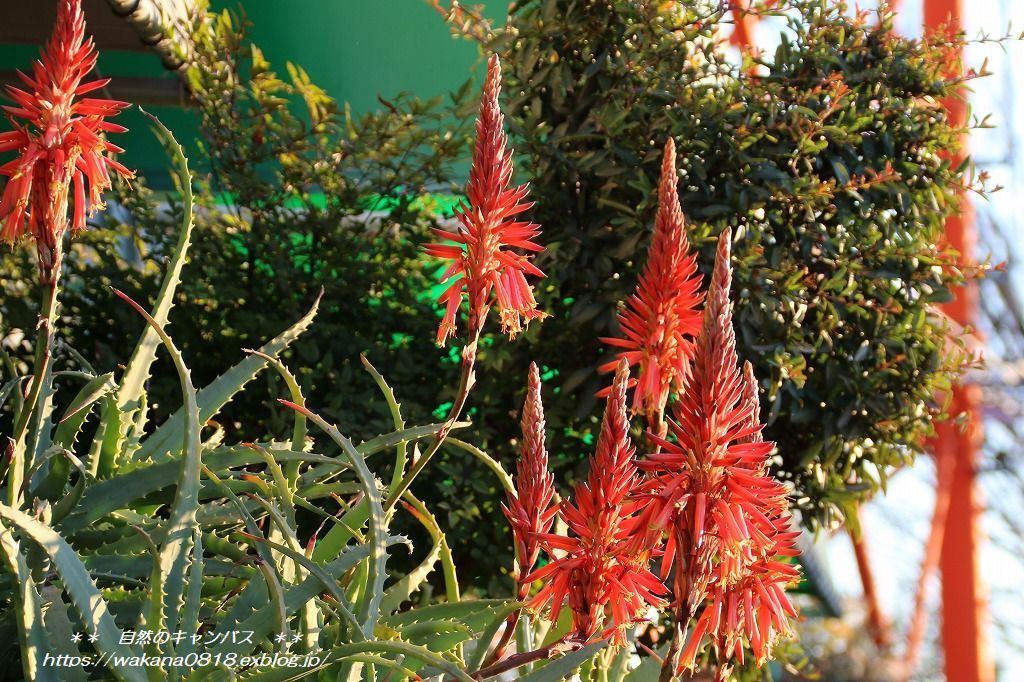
[217,0,500,115]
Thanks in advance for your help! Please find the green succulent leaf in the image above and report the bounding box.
[516,641,608,682]
[97,112,195,476]
[0,504,147,682]
[132,294,321,464]
[0,524,58,682]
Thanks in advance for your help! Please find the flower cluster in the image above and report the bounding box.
[502,362,557,599]
[0,0,132,278]
[527,360,668,645]
[640,229,800,673]
[599,138,703,430]
[424,53,546,346]
[506,149,798,676]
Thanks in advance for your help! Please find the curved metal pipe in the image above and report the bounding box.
[104,0,195,71]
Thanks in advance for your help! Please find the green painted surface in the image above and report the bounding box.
[2,1,502,185]
[212,0,500,115]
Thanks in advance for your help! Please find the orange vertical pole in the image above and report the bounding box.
[851,511,891,649]
[922,0,993,680]
[729,1,757,48]
[902,446,955,678]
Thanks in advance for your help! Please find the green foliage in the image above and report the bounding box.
[1,3,502,583]
[0,0,988,677]
[0,104,630,679]
[176,5,471,442]
[0,120,521,680]
[469,0,983,531]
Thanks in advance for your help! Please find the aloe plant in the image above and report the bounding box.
[0,115,536,681]
[3,93,621,681]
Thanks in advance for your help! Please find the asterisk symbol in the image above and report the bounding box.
[70,632,83,643]
[88,633,99,643]
[274,633,287,643]
[291,633,301,643]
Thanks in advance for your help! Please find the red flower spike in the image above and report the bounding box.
[633,229,799,674]
[502,362,557,599]
[528,360,667,646]
[0,0,133,277]
[425,53,547,346]
[599,138,704,427]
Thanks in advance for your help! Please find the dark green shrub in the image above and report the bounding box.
[461,0,984,531]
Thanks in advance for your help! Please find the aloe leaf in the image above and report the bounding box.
[404,492,460,603]
[179,529,204,657]
[379,519,440,616]
[306,420,470,565]
[132,294,321,465]
[27,357,57,490]
[214,569,268,644]
[255,557,290,646]
[130,527,164,642]
[0,524,58,682]
[280,401,389,639]
[59,372,118,433]
[239,531,361,637]
[466,602,523,671]
[607,638,635,680]
[245,481,319,647]
[39,585,90,682]
[59,341,98,376]
[515,641,608,682]
[62,445,335,535]
[88,394,121,478]
[47,450,88,524]
[83,553,244,580]
[0,375,26,413]
[0,503,146,682]
[211,539,402,659]
[231,641,475,682]
[200,466,277,570]
[300,421,466,500]
[250,444,298,530]
[400,618,473,650]
[32,373,115,502]
[94,113,194,476]
[356,419,468,456]
[111,289,203,638]
[53,373,114,488]
[381,492,461,618]
[326,653,421,680]
[360,355,407,495]
[381,599,514,631]
[246,349,308,458]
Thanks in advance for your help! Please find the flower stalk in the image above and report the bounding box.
[486,362,556,665]
[394,52,547,512]
[600,138,703,437]
[1,0,131,507]
[635,229,799,680]
[528,359,667,646]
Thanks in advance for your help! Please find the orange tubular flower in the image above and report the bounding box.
[638,229,800,674]
[599,138,703,428]
[502,362,557,598]
[0,0,133,278]
[528,360,667,646]
[424,53,546,346]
